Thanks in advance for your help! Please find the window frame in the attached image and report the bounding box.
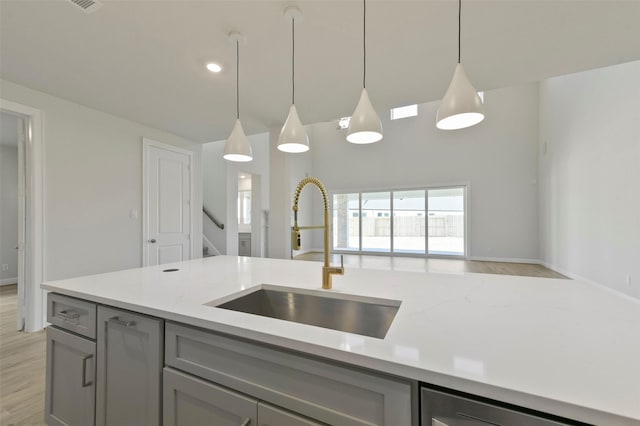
[330,184,469,259]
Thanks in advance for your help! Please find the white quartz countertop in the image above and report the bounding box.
[42,256,640,425]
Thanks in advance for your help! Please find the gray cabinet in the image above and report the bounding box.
[164,367,257,426]
[163,367,324,426]
[45,326,96,426]
[96,306,163,426]
[47,293,97,339]
[165,322,412,425]
[238,232,251,256]
[258,402,325,426]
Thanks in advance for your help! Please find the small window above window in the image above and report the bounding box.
[390,104,418,120]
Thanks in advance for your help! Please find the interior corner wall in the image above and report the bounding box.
[308,83,540,262]
[267,127,298,259]
[204,132,270,256]
[1,145,19,283]
[288,141,316,256]
[539,61,640,299]
[202,141,228,254]
[0,79,203,281]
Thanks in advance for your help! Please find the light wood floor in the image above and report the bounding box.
[0,285,46,426]
[293,252,567,279]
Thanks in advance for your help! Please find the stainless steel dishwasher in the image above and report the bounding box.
[421,386,578,426]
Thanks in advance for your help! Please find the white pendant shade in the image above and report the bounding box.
[436,63,485,130]
[278,105,309,153]
[346,88,383,144]
[223,119,253,162]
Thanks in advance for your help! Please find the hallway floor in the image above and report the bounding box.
[293,253,567,279]
[0,285,46,426]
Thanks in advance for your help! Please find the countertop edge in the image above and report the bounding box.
[42,282,637,426]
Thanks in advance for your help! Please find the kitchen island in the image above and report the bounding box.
[42,255,640,425]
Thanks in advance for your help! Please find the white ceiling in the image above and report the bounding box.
[1,0,639,143]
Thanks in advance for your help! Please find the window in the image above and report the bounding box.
[332,186,466,257]
[361,192,391,252]
[237,190,251,225]
[428,187,465,256]
[332,193,359,251]
[390,104,418,120]
[393,190,425,254]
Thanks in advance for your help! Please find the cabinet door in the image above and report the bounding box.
[258,402,326,426]
[96,306,163,426]
[45,326,96,426]
[164,367,257,426]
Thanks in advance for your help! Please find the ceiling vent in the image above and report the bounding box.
[67,0,103,13]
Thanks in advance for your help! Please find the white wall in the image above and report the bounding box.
[202,141,227,254]
[539,61,640,299]
[1,145,19,283]
[298,83,540,261]
[203,132,270,256]
[288,140,316,256]
[0,79,203,281]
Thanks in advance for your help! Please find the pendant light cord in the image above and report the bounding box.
[292,18,296,105]
[457,0,461,64]
[363,0,367,88]
[236,40,240,119]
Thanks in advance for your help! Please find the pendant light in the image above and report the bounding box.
[436,0,484,130]
[278,6,309,153]
[346,0,383,144]
[223,32,253,162]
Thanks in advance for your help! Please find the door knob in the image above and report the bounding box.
[148,239,157,243]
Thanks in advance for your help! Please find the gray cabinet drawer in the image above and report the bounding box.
[164,367,257,426]
[166,322,412,426]
[421,387,571,426]
[47,293,97,339]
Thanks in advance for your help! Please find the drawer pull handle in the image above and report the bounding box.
[57,309,80,321]
[456,412,502,426]
[240,418,251,426]
[109,317,136,327]
[81,354,93,387]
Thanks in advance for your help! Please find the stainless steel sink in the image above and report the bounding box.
[208,285,401,339]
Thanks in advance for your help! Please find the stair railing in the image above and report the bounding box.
[203,207,224,230]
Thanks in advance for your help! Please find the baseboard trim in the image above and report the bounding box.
[540,261,638,301]
[540,262,600,284]
[470,257,541,264]
[0,277,18,286]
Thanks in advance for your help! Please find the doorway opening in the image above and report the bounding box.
[1,99,45,332]
[237,172,252,256]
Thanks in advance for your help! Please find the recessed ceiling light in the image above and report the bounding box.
[206,63,222,73]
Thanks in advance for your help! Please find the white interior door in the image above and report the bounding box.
[144,141,192,266]
[16,116,26,330]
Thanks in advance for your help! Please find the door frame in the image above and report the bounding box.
[142,138,195,266]
[0,98,45,332]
